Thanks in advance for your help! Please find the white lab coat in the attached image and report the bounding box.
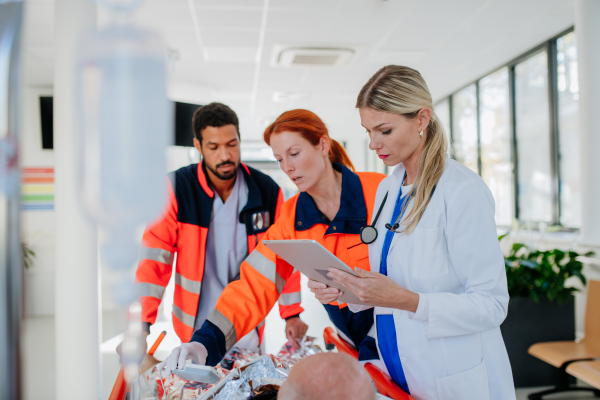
[351,159,515,400]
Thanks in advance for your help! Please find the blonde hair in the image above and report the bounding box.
[356,65,448,234]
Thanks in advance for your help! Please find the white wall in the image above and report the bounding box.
[20,84,56,400]
[21,85,55,318]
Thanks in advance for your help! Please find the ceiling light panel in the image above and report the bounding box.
[273,45,357,67]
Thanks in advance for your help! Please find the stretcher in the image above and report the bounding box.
[109,331,167,400]
[323,327,415,400]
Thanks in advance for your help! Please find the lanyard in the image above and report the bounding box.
[380,185,411,277]
[376,175,412,394]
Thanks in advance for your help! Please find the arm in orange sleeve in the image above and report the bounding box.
[190,215,296,365]
[135,180,178,333]
[272,189,304,320]
[278,270,303,319]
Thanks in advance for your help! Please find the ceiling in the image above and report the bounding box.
[21,0,575,144]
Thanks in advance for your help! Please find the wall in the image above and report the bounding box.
[21,85,55,318]
[20,84,56,400]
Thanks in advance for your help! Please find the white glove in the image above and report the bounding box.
[155,342,208,375]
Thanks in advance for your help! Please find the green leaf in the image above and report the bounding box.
[511,243,528,256]
[572,270,587,285]
[503,242,588,304]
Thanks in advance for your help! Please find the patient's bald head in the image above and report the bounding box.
[278,353,376,400]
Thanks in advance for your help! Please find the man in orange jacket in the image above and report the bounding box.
[119,103,307,356]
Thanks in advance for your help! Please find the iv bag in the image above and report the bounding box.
[76,23,171,269]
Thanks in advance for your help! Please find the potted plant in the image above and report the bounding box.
[22,240,36,270]
[499,234,592,387]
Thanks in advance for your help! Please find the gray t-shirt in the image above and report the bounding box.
[195,167,249,329]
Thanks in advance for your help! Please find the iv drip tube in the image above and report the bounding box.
[0,2,23,399]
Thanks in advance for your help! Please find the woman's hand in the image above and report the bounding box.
[327,267,420,312]
[307,279,343,304]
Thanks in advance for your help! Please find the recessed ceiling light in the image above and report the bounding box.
[272,46,356,67]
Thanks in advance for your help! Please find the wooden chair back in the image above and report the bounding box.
[584,280,600,345]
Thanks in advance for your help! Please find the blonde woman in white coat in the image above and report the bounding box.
[308,65,516,400]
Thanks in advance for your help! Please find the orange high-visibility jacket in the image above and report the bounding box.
[135,162,303,342]
[191,163,386,365]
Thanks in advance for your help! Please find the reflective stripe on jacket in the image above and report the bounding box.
[191,163,386,365]
[135,161,302,342]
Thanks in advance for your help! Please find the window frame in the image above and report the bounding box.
[436,26,576,229]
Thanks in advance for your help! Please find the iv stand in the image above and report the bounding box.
[0,1,24,400]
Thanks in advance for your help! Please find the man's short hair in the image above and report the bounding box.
[192,102,240,143]
[278,353,376,400]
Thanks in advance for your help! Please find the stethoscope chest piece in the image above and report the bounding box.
[360,225,378,245]
[360,172,436,245]
[360,192,389,245]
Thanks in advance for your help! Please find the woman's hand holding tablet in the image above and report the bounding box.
[262,239,370,306]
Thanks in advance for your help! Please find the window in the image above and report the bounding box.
[514,50,553,222]
[452,85,478,173]
[434,98,452,157]
[557,32,581,227]
[434,98,451,139]
[479,68,513,226]
[364,138,388,174]
[440,28,579,228]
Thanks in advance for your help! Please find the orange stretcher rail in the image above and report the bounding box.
[323,327,415,400]
[109,331,167,400]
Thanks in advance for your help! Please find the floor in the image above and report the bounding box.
[516,387,598,399]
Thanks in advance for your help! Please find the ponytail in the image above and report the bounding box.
[264,109,355,171]
[329,139,355,171]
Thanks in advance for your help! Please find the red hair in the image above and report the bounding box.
[263,109,355,171]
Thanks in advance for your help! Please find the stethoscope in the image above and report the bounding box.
[360,173,436,245]
[360,173,413,245]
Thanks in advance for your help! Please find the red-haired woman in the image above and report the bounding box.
[157,109,386,372]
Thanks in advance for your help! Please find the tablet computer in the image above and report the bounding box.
[263,239,369,305]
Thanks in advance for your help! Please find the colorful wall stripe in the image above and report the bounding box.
[22,167,54,211]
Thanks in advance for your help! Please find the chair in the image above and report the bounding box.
[567,361,600,390]
[527,280,600,399]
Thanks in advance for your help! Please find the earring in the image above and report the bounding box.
[419,130,423,138]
